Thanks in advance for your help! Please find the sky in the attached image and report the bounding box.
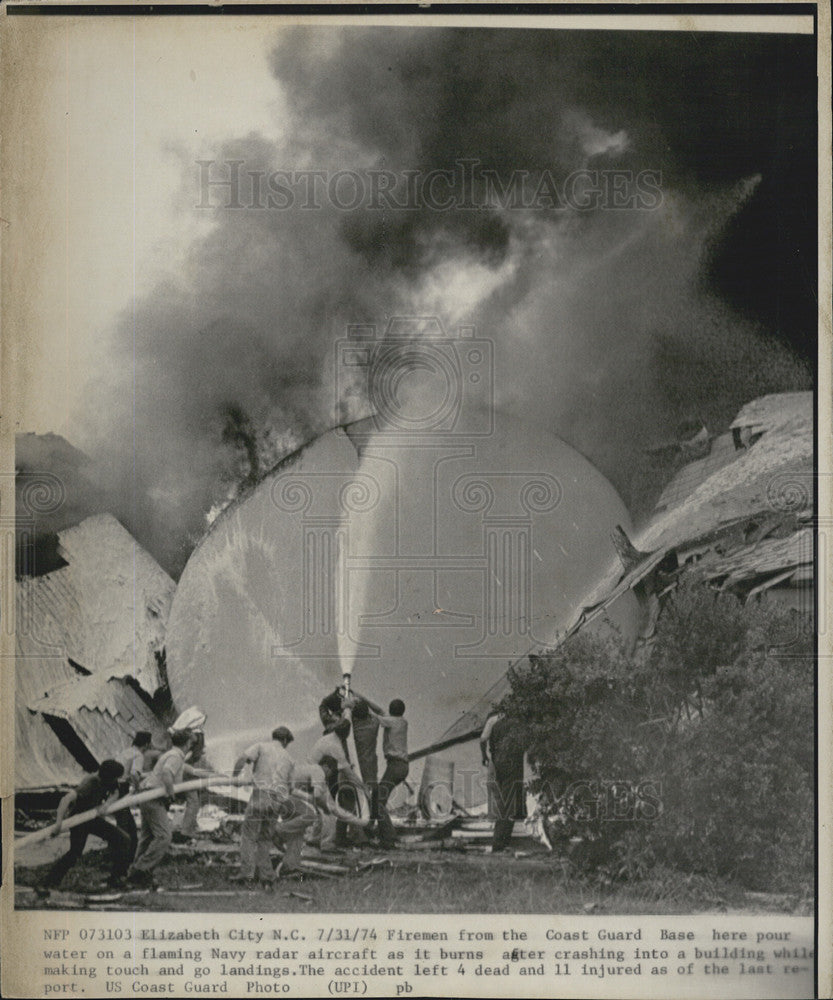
[7,16,817,577]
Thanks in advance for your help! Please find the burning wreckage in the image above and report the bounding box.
[13,391,814,859]
[14,514,173,796]
[431,391,814,754]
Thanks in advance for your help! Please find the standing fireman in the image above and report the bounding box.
[369,699,409,850]
[348,699,381,830]
[231,726,295,889]
[115,730,152,862]
[169,707,208,843]
[480,712,526,853]
[127,730,209,888]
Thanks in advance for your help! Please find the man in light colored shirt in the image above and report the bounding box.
[232,726,295,888]
[369,699,409,850]
[288,763,370,867]
[169,706,208,842]
[115,730,152,862]
[309,721,363,783]
[127,731,208,888]
[479,712,502,761]
[116,731,152,791]
[274,762,329,874]
[308,718,364,850]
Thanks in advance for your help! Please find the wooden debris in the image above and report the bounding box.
[356,857,392,871]
[293,868,339,881]
[420,817,463,841]
[170,842,236,854]
[153,890,244,897]
[452,822,527,841]
[17,890,87,909]
[301,847,346,861]
[400,839,453,851]
[300,859,349,875]
[458,820,492,832]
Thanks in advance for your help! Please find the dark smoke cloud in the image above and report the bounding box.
[271,27,816,342]
[44,27,812,577]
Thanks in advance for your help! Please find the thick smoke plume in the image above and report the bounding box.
[37,28,812,577]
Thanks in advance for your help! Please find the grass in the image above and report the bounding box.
[13,847,811,915]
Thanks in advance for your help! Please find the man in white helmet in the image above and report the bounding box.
[167,707,208,843]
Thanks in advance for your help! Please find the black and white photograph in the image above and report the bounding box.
[2,6,827,998]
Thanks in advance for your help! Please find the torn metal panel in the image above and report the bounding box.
[570,548,670,634]
[691,528,813,587]
[29,666,143,717]
[17,514,175,696]
[731,391,812,436]
[27,667,167,770]
[655,433,739,511]
[14,697,86,790]
[15,628,88,789]
[610,525,651,573]
[54,514,176,693]
[418,392,815,759]
[16,634,83,704]
[744,568,803,600]
[15,514,175,790]
[643,392,812,554]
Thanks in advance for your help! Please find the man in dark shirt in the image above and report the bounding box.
[350,700,380,827]
[481,713,526,853]
[37,760,131,897]
[369,699,409,850]
[318,689,344,731]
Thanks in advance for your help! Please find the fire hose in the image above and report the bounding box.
[15,773,369,851]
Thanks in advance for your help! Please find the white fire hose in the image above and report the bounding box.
[14,776,252,850]
[15,772,369,851]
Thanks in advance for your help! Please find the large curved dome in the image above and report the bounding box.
[165,411,639,770]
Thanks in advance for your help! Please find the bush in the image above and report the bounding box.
[501,583,814,892]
